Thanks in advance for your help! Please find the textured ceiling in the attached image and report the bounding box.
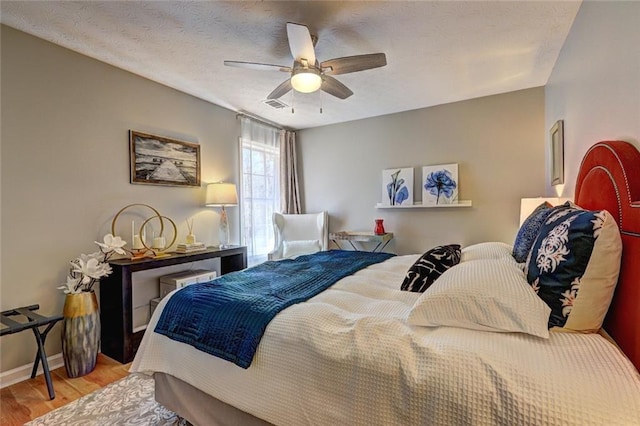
[1,1,581,130]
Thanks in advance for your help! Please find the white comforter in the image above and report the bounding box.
[131,254,640,425]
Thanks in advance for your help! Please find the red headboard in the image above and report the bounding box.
[574,140,640,371]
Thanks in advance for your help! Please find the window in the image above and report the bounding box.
[239,117,281,265]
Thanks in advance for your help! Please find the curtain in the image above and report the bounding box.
[239,116,281,265]
[280,130,301,214]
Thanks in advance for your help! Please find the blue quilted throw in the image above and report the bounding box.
[154,250,395,368]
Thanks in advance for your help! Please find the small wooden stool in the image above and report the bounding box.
[0,305,63,400]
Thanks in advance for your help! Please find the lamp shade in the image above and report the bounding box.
[205,183,238,207]
[291,69,322,93]
[519,197,571,226]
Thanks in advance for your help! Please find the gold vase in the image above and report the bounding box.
[61,291,100,378]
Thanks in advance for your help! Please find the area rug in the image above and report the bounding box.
[26,373,188,426]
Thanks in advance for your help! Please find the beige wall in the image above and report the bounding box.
[545,1,640,197]
[1,26,239,372]
[298,87,546,255]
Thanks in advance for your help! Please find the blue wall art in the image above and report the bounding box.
[422,163,458,205]
[382,168,413,206]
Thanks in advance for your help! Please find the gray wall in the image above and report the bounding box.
[299,87,546,255]
[1,26,240,372]
[545,1,640,197]
[4,0,637,377]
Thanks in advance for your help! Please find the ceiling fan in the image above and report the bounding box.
[224,22,387,100]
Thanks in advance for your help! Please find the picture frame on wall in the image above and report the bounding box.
[130,131,201,187]
[422,163,458,205]
[381,168,413,206]
[550,120,564,186]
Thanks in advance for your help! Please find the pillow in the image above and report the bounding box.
[400,244,461,292]
[525,206,622,332]
[408,259,551,338]
[512,202,554,263]
[282,240,321,259]
[461,242,514,263]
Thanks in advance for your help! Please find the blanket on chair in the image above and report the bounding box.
[154,250,395,368]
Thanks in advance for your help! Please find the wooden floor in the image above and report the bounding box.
[0,354,130,426]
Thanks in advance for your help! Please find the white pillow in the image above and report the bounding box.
[460,242,514,263]
[282,239,321,259]
[407,259,550,338]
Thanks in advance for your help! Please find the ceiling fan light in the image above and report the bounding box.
[291,70,322,93]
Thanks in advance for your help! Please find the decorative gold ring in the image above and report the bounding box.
[140,215,177,253]
[111,203,164,238]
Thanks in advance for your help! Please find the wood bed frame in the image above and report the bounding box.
[156,140,640,424]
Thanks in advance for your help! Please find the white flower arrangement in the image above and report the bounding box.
[58,234,127,294]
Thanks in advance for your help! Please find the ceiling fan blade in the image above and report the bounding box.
[224,61,291,72]
[267,79,293,99]
[286,22,316,64]
[321,53,387,75]
[321,76,353,99]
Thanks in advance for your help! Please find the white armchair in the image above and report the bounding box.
[268,211,329,260]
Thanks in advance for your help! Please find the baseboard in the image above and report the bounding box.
[0,352,64,389]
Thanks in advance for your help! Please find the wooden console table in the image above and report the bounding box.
[99,246,247,363]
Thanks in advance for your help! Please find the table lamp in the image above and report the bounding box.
[519,197,571,225]
[205,182,238,248]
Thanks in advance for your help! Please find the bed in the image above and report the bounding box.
[131,140,640,425]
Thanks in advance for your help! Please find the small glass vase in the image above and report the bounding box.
[61,291,100,378]
[374,219,386,235]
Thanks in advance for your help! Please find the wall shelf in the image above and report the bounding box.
[375,200,472,209]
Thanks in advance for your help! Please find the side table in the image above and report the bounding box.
[330,232,394,252]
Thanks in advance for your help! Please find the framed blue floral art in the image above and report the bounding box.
[381,168,413,206]
[422,163,458,205]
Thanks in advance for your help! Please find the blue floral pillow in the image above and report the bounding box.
[512,202,553,263]
[525,205,622,332]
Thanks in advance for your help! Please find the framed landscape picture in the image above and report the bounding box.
[130,131,201,187]
[422,163,458,205]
